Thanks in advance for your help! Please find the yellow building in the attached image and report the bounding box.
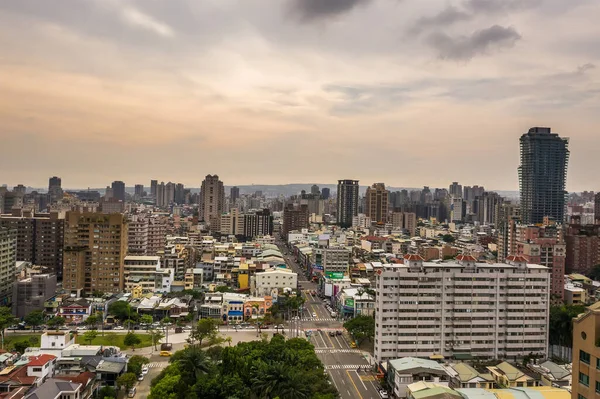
[487,362,537,388]
[572,302,600,399]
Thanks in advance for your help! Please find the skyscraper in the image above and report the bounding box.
[519,127,569,224]
[449,182,462,198]
[311,184,320,196]
[199,175,225,227]
[134,184,144,198]
[111,180,126,202]
[230,186,240,203]
[282,203,309,237]
[150,180,158,198]
[48,176,63,203]
[365,183,389,224]
[321,188,330,200]
[0,226,16,305]
[175,183,185,204]
[336,180,359,228]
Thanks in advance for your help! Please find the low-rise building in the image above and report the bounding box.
[486,362,538,388]
[336,288,375,319]
[252,268,297,297]
[528,361,571,388]
[123,256,161,294]
[12,274,57,318]
[446,363,495,389]
[386,357,451,399]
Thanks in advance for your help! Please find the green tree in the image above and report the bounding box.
[161,317,172,326]
[124,332,142,351]
[178,346,212,381]
[442,234,455,243]
[0,307,18,350]
[108,301,135,321]
[12,340,31,354]
[587,264,600,281]
[47,316,66,330]
[149,329,165,350]
[189,318,219,346]
[148,374,180,399]
[116,372,137,393]
[128,354,150,376]
[141,314,154,326]
[549,304,586,347]
[82,329,98,345]
[344,315,375,345]
[24,310,45,332]
[85,314,100,329]
[97,386,116,399]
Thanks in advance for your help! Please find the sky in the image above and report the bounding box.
[1,0,599,191]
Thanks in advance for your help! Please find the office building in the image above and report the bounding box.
[519,127,569,224]
[374,254,550,363]
[199,175,225,227]
[12,273,57,318]
[314,247,350,275]
[365,183,389,224]
[282,204,309,237]
[336,179,359,228]
[150,180,158,198]
[220,208,244,236]
[175,183,185,204]
[134,184,144,198]
[63,211,128,296]
[0,209,65,279]
[572,302,600,399]
[48,176,63,203]
[321,187,331,200]
[230,186,240,203]
[311,185,320,196]
[252,268,297,296]
[111,181,125,202]
[0,226,16,305]
[449,182,462,198]
[352,214,371,229]
[450,196,464,222]
[123,255,161,294]
[243,209,273,239]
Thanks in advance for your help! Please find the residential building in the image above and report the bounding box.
[564,283,586,305]
[386,357,451,399]
[0,209,65,279]
[111,181,125,202]
[336,288,375,319]
[446,363,495,389]
[12,274,57,318]
[243,209,273,239]
[282,204,309,237]
[450,196,464,222]
[252,268,297,296]
[352,214,371,229]
[475,192,504,225]
[25,378,81,399]
[150,180,158,198]
[565,223,600,275]
[123,256,161,294]
[0,226,16,305]
[321,188,330,200]
[449,182,462,198]
[127,215,148,255]
[134,184,144,198]
[374,254,550,363]
[62,211,128,296]
[48,176,63,204]
[25,354,57,383]
[336,179,359,228]
[392,212,417,236]
[230,186,240,203]
[199,174,225,228]
[519,127,569,224]
[365,183,389,224]
[487,362,537,388]
[220,208,244,236]
[318,247,350,276]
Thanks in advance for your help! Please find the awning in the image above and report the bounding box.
[429,354,445,360]
[453,353,473,360]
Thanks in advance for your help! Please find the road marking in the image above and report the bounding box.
[346,370,364,399]
[315,349,362,354]
[147,362,167,368]
[325,330,335,347]
[325,365,369,370]
[361,376,377,382]
[354,370,367,390]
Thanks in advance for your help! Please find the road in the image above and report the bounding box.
[277,240,383,399]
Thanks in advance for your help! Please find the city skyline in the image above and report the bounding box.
[1,1,599,190]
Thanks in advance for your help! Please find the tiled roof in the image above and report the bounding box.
[26,354,56,367]
[456,255,477,261]
[404,254,425,261]
[506,255,528,263]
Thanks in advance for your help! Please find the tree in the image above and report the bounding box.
[588,264,600,281]
[189,318,219,346]
[108,301,135,321]
[82,329,98,345]
[442,234,455,243]
[149,329,165,350]
[12,340,31,354]
[47,316,66,330]
[178,346,211,380]
[85,314,100,329]
[344,315,375,345]
[0,307,18,350]
[161,317,172,326]
[97,386,116,399]
[141,314,154,326]
[124,332,142,351]
[116,372,137,393]
[549,304,586,347]
[24,310,45,332]
[128,355,150,376]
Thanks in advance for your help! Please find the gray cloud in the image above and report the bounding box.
[290,0,372,21]
[322,84,409,115]
[409,6,473,35]
[428,25,521,60]
[465,0,542,13]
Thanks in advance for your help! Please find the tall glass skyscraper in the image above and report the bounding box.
[336,179,359,228]
[518,127,569,224]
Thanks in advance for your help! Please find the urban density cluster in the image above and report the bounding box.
[0,127,598,399]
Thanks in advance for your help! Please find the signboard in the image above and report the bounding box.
[345,298,355,308]
[325,271,344,280]
[313,264,324,271]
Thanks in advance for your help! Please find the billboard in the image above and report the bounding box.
[325,271,344,279]
[345,298,355,308]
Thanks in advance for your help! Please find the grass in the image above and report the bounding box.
[3,333,42,350]
[75,332,153,350]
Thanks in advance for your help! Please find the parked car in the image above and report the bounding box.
[328,331,335,337]
[159,351,172,357]
[128,387,136,397]
[137,374,144,381]
[379,389,389,398]
[113,326,125,330]
[336,330,342,336]
[312,312,317,318]
[142,366,149,375]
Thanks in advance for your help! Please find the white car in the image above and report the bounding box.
[76,326,87,331]
[137,374,144,381]
[379,389,389,398]
[312,312,317,318]
[141,366,149,375]
[113,326,125,330]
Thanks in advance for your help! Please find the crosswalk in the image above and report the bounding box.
[301,318,337,322]
[325,364,369,370]
[147,362,168,369]
[315,349,361,354]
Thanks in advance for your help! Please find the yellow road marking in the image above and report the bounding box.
[346,370,364,399]
[360,376,377,382]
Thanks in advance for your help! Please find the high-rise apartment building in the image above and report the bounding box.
[111,181,126,202]
[48,176,63,203]
[374,255,550,363]
[134,184,144,198]
[243,209,273,239]
[311,185,320,196]
[175,183,185,204]
[199,175,225,227]
[572,302,600,399]
[165,182,175,205]
[565,223,600,275]
[0,226,16,305]
[230,186,240,203]
[150,180,158,198]
[321,188,330,200]
[63,211,128,296]
[127,215,149,255]
[474,192,503,225]
[336,180,359,228]
[156,182,166,207]
[450,196,464,222]
[365,183,389,224]
[519,127,569,224]
[0,209,65,279]
[282,204,309,237]
[391,212,417,236]
[449,182,462,198]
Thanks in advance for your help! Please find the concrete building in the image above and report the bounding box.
[0,226,16,305]
[314,247,350,276]
[0,209,65,279]
[365,183,389,224]
[199,175,225,228]
[352,214,371,229]
[12,274,57,318]
[48,176,63,204]
[336,179,359,228]
[243,209,273,239]
[387,357,451,399]
[374,254,550,363]
[392,212,417,236]
[62,211,128,296]
[321,188,330,200]
[252,268,297,296]
[230,186,240,203]
[220,208,244,236]
[519,127,569,224]
[282,204,309,238]
[134,184,144,198]
[450,196,464,222]
[565,223,600,275]
[571,302,600,399]
[123,256,161,294]
[449,182,462,198]
[150,180,158,199]
[111,181,125,202]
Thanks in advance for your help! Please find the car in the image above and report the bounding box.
[76,326,87,332]
[113,326,125,330]
[350,342,357,348]
[128,387,136,397]
[138,374,144,381]
[183,326,192,331]
[328,331,335,337]
[336,330,342,336]
[379,389,389,398]
[141,366,149,375]
[160,351,172,357]
[276,324,284,330]
[312,312,317,318]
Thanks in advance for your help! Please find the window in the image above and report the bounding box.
[578,395,586,399]
[581,350,591,364]
[579,372,590,387]
[596,381,600,394]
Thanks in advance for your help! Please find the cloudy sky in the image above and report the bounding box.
[1,0,598,191]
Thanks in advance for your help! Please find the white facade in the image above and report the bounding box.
[374,255,550,363]
[124,256,161,293]
[252,268,297,296]
[352,214,371,229]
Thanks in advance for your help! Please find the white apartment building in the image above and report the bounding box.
[252,268,298,296]
[374,254,550,363]
[352,214,372,229]
[123,256,161,293]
